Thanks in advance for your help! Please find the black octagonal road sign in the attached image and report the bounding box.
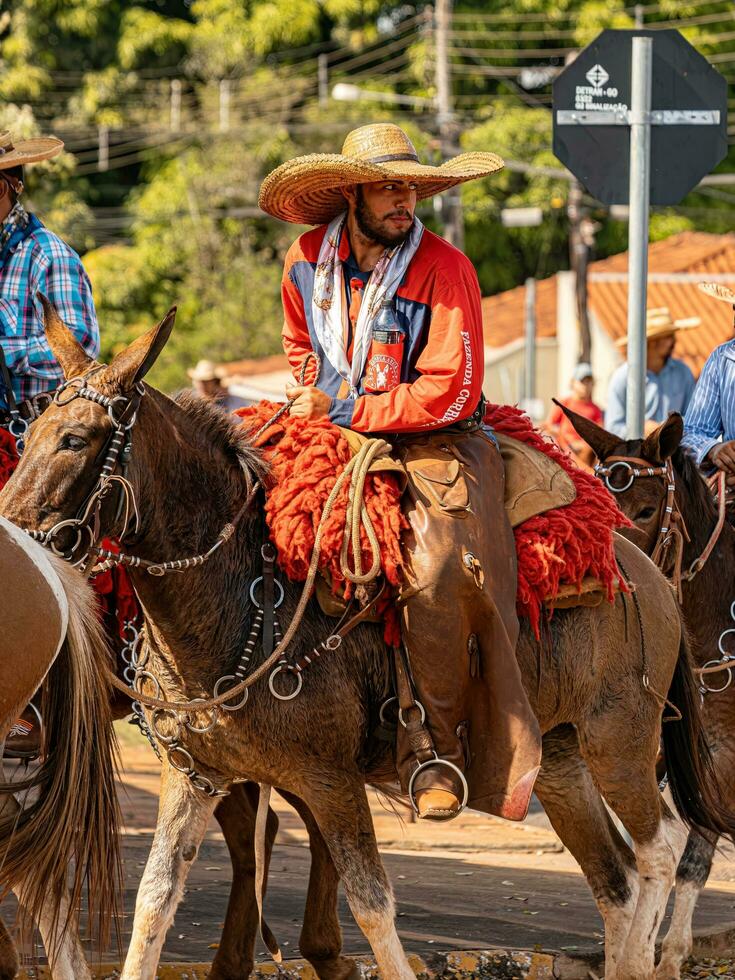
[553,29,728,205]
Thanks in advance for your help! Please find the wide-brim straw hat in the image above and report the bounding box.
[0,130,63,169]
[614,307,701,348]
[258,123,504,225]
[698,281,735,305]
[187,359,224,382]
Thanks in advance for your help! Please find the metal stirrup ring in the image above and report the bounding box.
[407,756,469,815]
[269,663,303,701]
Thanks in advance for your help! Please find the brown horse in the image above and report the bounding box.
[2,306,733,980]
[563,406,735,980]
[0,515,120,979]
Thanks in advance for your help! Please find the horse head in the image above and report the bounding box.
[0,294,176,558]
[555,399,685,558]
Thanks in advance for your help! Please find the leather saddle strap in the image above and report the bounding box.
[262,539,276,658]
[393,645,435,764]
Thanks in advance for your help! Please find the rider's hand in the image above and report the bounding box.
[707,440,735,475]
[286,385,332,420]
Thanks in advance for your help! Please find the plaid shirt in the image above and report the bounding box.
[0,221,99,409]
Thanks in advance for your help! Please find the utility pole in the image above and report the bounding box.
[219,79,231,133]
[98,125,109,172]
[435,0,464,250]
[318,54,329,108]
[170,79,182,132]
[568,179,592,363]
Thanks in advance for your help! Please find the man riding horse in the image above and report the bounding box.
[259,123,541,821]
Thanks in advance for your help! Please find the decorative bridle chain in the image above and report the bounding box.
[24,374,142,568]
[22,370,347,798]
[698,600,735,698]
[596,456,733,699]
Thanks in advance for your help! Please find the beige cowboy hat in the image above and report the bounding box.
[0,130,64,169]
[258,123,504,225]
[698,281,735,305]
[187,359,224,382]
[614,307,701,348]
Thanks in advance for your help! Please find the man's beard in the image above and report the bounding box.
[355,187,413,248]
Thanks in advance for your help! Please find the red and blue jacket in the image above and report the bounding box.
[281,224,484,433]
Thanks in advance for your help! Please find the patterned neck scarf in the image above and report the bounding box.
[311,212,424,398]
[0,202,40,269]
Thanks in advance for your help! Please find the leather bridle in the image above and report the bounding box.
[595,454,727,602]
[25,370,144,573]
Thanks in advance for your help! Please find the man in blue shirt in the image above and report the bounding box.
[0,131,99,442]
[605,307,698,437]
[682,282,735,481]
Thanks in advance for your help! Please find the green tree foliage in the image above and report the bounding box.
[1,0,733,389]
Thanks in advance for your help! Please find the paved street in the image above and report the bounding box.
[4,720,735,977]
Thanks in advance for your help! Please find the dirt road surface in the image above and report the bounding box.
[7,721,735,977]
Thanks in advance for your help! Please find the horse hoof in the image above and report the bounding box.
[309,955,361,980]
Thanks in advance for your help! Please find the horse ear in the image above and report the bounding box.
[107,308,176,390]
[641,413,683,463]
[552,399,621,461]
[38,292,94,379]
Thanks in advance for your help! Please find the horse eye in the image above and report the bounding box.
[59,434,88,452]
[635,506,657,522]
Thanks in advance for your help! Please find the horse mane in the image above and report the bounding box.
[672,445,717,528]
[172,390,269,486]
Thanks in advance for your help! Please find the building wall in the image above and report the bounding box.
[483,337,558,420]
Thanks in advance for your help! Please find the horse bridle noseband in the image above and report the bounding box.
[596,453,730,698]
[25,370,144,572]
[595,455,726,593]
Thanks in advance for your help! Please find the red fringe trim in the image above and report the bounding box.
[485,403,631,636]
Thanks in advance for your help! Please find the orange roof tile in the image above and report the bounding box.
[482,276,557,348]
[588,232,735,375]
[481,231,735,376]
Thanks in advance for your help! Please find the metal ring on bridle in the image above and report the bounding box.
[168,745,195,774]
[600,460,635,493]
[379,696,398,725]
[398,701,426,728]
[407,756,469,814]
[249,577,284,610]
[190,774,217,795]
[701,659,733,694]
[8,417,28,440]
[123,665,137,685]
[718,628,735,658]
[134,670,161,699]
[184,698,219,734]
[54,378,85,405]
[213,674,249,711]
[268,663,303,701]
[151,707,180,745]
[45,519,85,558]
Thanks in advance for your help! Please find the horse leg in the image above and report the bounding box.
[0,917,18,980]
[209,783,278,980]
[281,789,359,980]
[656,830,716,980]
[535,725,638,977]
[121,763,217,980]
[300,775,414,980]
[657,732,735,980]
[577,718,687,980]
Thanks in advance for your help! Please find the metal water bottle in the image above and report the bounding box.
[364,299,405,393]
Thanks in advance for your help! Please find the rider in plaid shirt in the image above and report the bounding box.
[0,133,99,415]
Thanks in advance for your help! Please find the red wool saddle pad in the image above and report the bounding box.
[237,402,630,640]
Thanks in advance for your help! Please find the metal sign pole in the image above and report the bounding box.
[625,36,653,439]
[524,277,537,405]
